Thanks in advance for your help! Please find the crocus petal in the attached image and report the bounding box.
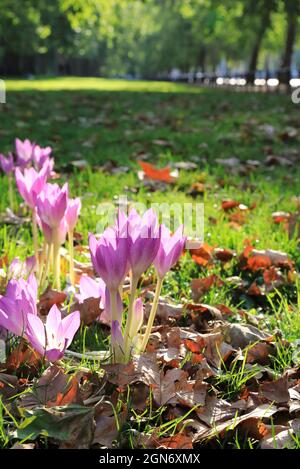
[45,304,62,341]
[0,153,14,174]
[65,197,81,232]
[45,348,64,362]
[153,224,186,278]
[61,311,80,348]
[26,313,46,354]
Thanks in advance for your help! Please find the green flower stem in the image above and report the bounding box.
[40,242,51,289]
[32,209,39,270]
[140,275,163,353]
[53,233,61,290]
[38,240,47,284]
[109,288,121,363]
[8,174,14,211]
[68,229,75,286]
[123,274,139,360]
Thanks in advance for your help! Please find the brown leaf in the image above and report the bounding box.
[190,242,213,266]
[157,433,193,449]
[213,248,235,262]
[138,161,176,183]
[239,246,294,272]
[196,395,237,426]
[182,330,234,368]
[199,404,277,440]
[246,342,275,366]
[187,303,224,331]
[39,285,67,315]
[11,442,35,449]
[93,402,127,448]
[223,323,272,349]
[191,275,223,301]
[188,182,205,197]
[73,297,102,325]
[260,375,289,403]
[145,300,183,323]
[6,341,41,377]
[260,425,294,449]
[0,373,19,400]
[20,365,82,408]
[222,200,238,211]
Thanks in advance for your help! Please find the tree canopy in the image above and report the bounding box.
[0,0,299,82]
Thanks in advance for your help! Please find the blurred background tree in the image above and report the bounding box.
[0,0,299,83]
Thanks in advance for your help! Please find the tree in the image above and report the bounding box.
[279,0,300,85]
[240,0,279,83]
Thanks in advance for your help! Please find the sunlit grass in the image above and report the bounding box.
[5,76,202,94]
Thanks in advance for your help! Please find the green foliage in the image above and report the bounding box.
[0,0,298,76]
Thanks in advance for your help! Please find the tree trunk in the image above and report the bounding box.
[246,32,264,84]
[279,13,297,85]
[198,46,206,82]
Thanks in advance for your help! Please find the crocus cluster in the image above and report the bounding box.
[1,138,81,289]
[0,139,54,210]
[0,274,80,361]
[89,208,186,363]
[36,183,81,289]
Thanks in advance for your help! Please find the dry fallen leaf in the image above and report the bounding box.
[39,286,67,315]
[20,365,82,408]
[157,433,193,449]
[191,275,224,301]
[138,161,177,183]
[259,375,289,404]
[93,402,127,448]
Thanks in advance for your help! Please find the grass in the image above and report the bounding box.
[0,77,300,449]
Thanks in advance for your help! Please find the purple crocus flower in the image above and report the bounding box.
[26,305,80,362]
[32,144,52,170]
[15,138,34,168]
[104,288,123,324]
[153,225,186,279]
[37,183,68,228]
[76,274,106,304]
[15,165,48,208]
[8,256,36,279]
[127,208,161,279]
[0,274,38,337]
[111,320,125,361]
[89,229,128,291]
[65,197,81,232]
[0,153,14,174]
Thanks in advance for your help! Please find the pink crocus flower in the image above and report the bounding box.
[65,197,81,232]
[15,164,49,209]
[26,305,80,362]
[8,256,36,279]
[89,229,128,292]
[76,274,106,305]
[37,182,68,229]
[0,153,14,174]
[32,144,52,170]
[15,138,34,168]
[0,274,38,337]
[37,216,68,247]
[127,208,161,279]
[37,183,69,289]
[153,225,186,279]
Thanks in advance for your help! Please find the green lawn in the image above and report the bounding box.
[0,78,300,449]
